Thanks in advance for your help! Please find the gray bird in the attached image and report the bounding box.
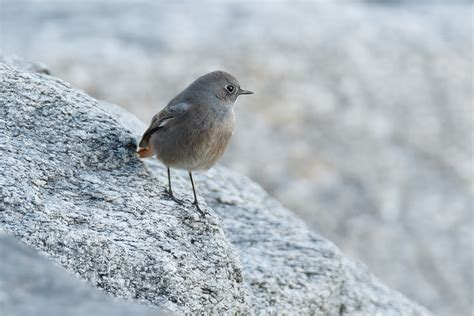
[137,71,253,215]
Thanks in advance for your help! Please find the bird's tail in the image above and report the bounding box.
[137,146,154,158]
[137,129,156,158]
[137,137,154,158]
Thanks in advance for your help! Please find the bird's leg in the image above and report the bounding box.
[165,167,183,204]
[189,172,205,216]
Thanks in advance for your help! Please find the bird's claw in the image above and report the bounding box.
[165,188,184,205]
[192,201,206,217]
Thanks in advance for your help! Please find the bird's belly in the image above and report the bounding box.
[152,114,234,171]
[185,133,231,171]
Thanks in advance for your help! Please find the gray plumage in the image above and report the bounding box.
[137,70,253,214]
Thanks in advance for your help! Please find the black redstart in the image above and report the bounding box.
[137,71,253,215]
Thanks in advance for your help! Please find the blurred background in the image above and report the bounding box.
[1,0,472,315]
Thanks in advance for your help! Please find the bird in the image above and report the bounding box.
[137,71,253,216]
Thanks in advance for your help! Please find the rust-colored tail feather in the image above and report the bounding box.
[137,146,154,158]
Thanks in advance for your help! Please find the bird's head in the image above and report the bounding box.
[188,70,253,106]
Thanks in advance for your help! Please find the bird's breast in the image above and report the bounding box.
[153,108,235,171]
[192,109,234,169]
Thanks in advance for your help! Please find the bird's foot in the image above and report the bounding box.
[165,188,184,205]
[192,201,206,217]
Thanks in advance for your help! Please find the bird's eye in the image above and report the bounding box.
[226,85,235,93]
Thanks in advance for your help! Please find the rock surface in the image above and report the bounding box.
[1,2,471,315]
[0,232,164,316]
[0,61,431,315]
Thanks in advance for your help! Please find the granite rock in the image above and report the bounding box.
[0,60,431,315]
[1,3,470,314]
[2,3,471,314]
[0,233,165,316]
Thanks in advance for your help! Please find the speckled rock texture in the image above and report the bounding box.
[0,232,165,316]
[0,60,430,315]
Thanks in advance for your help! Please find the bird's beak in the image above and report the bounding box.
[238,88,254,95]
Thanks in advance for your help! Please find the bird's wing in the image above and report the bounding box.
[138,102,190,150]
